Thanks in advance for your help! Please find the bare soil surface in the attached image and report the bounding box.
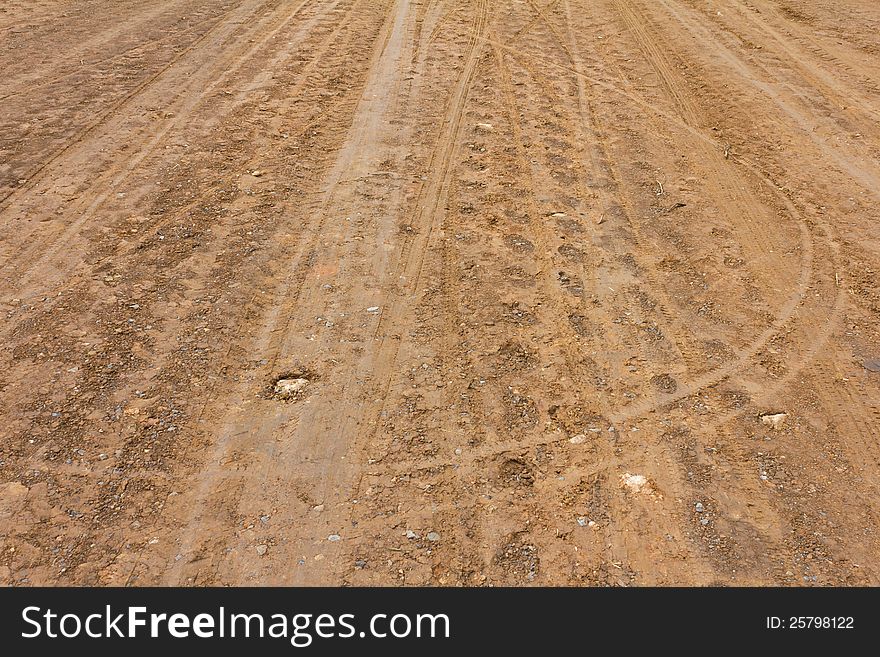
[1,0,879,586]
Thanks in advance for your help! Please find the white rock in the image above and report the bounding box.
[274,377,309,399]
[621,473,648,492]
[760,413,788,430]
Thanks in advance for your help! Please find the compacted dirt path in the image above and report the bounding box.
[1,0,879,586]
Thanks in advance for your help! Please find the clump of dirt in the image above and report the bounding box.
[503,388,539,432]
[568,313,593,337]
[501,265,537,288]
[504,233,535,253]
[651,373,678,393]
[557,243,586,262]
[548,404,608,437]
[556,270,584,296]
[494,340,537,372]
[497,457,534,488]
[494,533,539,583]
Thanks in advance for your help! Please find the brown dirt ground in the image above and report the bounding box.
[1,0,879,586]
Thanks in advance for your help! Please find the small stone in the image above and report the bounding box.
[98,453,108,460]
[695,502,705,513]
[621,473,648,493]
[454,448,462,455]
[760,412,788,430]
[426,531,440,542]
[312,504,324,513]
[475,122,494,132]
[366,306,380,313]
[576,516,588,527]
[354,560,367,569]
[274,377,309,399]
[255,544,268,556]
[406,530,419,540]
[327,534,341,542]
[569,434,586,445]
[314,554,325,561]
[700,518,710,526]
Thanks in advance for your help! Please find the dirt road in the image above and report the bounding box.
[1,0,879,586]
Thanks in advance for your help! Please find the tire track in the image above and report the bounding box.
[483,11,710,582]
[262,0,491,584]
[502,20,701,375]
[717,0,880,121]
[500,2,813,427]
[12,0,357,296]
[650,0,880,197]
[0,0,269,209]
[153,0,439,585]
[388,0,494,583]
[379,0,845,496]
[483,16,820,410]
[0,3,234,102]
[622,0,879,531]
[603,0,831,417]
[612,0,802,283]
[0,0,338,291]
